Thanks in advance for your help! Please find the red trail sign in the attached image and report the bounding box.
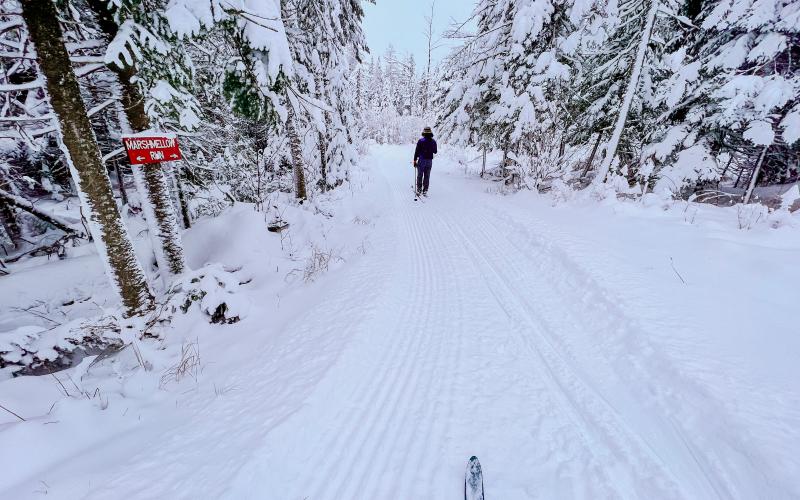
[122,134,182,165]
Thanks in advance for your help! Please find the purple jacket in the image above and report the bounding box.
[414,136,438,162]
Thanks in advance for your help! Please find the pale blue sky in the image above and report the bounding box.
[362,1,474,68]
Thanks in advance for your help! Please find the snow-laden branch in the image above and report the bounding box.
[0,79,43,92]
[0,189,85,237]
[87,98,117,117]
[0,124,56,139]
[0,113,53,122]
[101,147,125,164]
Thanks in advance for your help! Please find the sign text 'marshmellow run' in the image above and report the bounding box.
[122,134,182,165]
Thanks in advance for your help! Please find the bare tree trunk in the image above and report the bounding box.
[172,164,191,228]
[501,144,508,183]
[315,76,329,192]
[743,146,768,204]
[423,1,436,115]
[0,175,20,244]
[592,0,658,186]
[318,131,329,192]
[733,164,745,188]
[719,156,733,181]
[582,133,603,178]
[86,0,186,279]
[114,161,128,206]
[286,104,308,201]
[481,147,487,178]
[21,0,154,316]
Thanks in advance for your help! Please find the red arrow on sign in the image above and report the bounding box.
[122,134,182,165]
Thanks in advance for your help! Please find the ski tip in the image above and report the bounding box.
[465,456,484,500]
[467,456,482,471]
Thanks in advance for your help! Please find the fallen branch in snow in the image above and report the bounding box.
[0,402,25,421]
[9,304,62,325]
[670,257,686,285]
[0,189,85,237]
[5,234,81,263]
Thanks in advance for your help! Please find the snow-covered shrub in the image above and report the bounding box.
[167,264,251,324]
[767,208,796,229]
[550,178,575,204]
[736,204,767,230]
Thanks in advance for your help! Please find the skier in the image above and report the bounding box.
[413,126,438,197]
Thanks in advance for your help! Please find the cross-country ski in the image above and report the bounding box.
[2,1,798,499]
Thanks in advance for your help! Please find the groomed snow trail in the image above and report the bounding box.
[21,145,793,499]
[215,146,789,499]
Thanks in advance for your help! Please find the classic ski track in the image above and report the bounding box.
[8,150,793,500]
[415,225,463,497]
[478,203,751,498]
[440,209,688,499]
[305,178,444,499]
[401,206,464,497]
[340,193,439,498]
[368,209,448,498]
[369,180,463,498]
[306,203,429,497]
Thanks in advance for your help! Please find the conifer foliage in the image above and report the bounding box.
[436,0,799,198]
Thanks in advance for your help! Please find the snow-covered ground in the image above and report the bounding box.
[2,144,799,499]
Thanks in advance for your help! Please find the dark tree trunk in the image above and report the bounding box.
[0,199,19,246]
[315,74,330,192]
[21,0,153,316]
[501,143,508,182]
[582,133,603,178]
[318,130,329,192]
[286,105,308,201]
[114,161,129,206]
[172,164,192,228]
[0,171,20,244]
[719,156,733,181]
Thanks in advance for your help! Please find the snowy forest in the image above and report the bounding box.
[1,0,799,498]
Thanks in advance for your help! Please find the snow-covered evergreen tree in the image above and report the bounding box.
[358,51,427,144]
[281,0,368,191]
[438,0,604,186]
[648,0,799,199]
